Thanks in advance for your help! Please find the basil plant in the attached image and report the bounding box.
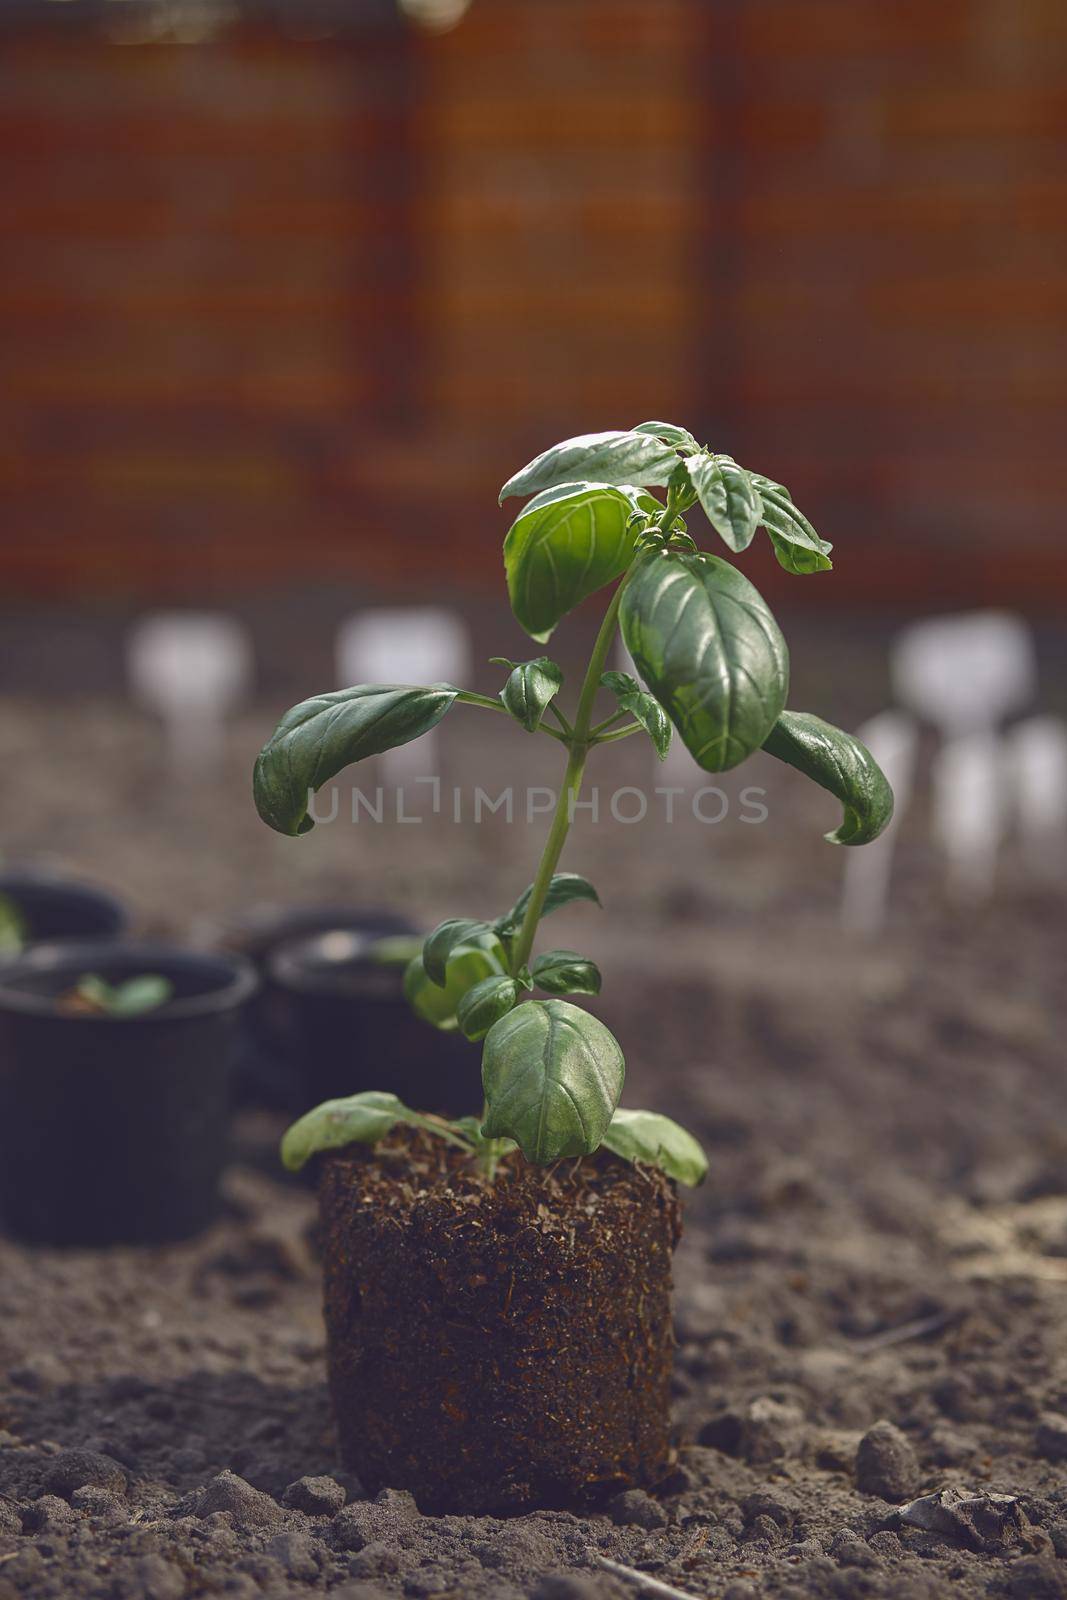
[257,423,893,1188]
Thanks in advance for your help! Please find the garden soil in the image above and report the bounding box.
[1,684,1066,1597]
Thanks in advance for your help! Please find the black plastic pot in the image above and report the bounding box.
[215,904,418,1110]
[269,930,482,1118]
[0,941,257,1247]
[0,870,128,951]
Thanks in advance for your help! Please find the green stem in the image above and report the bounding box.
[508,575,631,977]
[592,721,644,745]
[456,690,568,742]
[589,709,627,738]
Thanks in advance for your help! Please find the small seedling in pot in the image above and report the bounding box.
[253,422,893,1511]
[62,973,174,1018]
[258,422,892,1181]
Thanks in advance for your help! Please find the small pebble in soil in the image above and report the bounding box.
[348,1539,403,1578]
[194,1470,283,1533]
[266,1528,321,1580]
[1007,1556,1067,1599]
[698,1395,806,1463]
[1035,1411,1067,1462]
[854,1419,920,1500]
[829,1527,881,1568]
[607,1488,668,1529]
[70,1485,127,1524]
[283,1473,347,1515]
[26,1494,79,1533]
[40,1446,127,1500]
[530,1577,610,1600]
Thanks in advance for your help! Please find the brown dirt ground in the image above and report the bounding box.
[1,685,1066,1599]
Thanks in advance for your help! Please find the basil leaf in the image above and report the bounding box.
[254,684,456,836]
[531,949,602,997]
[503,482,659,643]
[281,1090,409,1172]
[753,478,833,575]
[762,710,894,845]
[499,431,679,502]
[501,657,564,733]
[685,453,762,554]
[600,669,672,760]
[632,419,699,452]
[423,917,492,986]
[621,550,789,771]
[602,1108,708,1187]
[456,975,520,1042]
[480,999,624,1162]
[404,935,506,1033]
[496,871,601,936]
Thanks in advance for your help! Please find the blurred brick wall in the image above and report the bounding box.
[0,0,1064,607]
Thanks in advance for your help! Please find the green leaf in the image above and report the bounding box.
[481,999,624,1162]
[499,431,679,502]
[753,478,833,575]
[72,974,174,1017]
[761,710,894,845]
[254,684,457,836]
[422,917,492,985]
[281,1090,408,1172]
[600,669,672,760]
[602,1108,708,1186]
[500,657,564,732]
[685,453,763,554]
[531,949,602,997]
[620,550,789,771]
[503,482,659,644]
[456,975,520,1041]
[496,871,601,936]
[0,894,26,955]
[632,420,699,451]
[404,934,507,1032]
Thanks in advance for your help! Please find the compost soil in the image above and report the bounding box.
[318,1136,679,1515]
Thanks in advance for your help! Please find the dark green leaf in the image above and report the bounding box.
[281,1090,408,1172]
[456,975,520,1041]
[499,431,679,502]
[600,669,672,759]
[762,710,894,845]
[531,949,602,997]
[404,934,507,1032]
[501,657,564,732]
[423,917,492,986]
[254,684,457,836]
[602,1108,708,1186]
[632,419,699,451]
[480,999,625,1162]
[620,550,789,771]
[503,482,660,643]
[496,872,601,936]
[754,479,833,575]
[685,453,762,553]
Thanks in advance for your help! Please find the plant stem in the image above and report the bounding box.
[592,721,644,745]
[455,690,568,742]
[507,576,630,978]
